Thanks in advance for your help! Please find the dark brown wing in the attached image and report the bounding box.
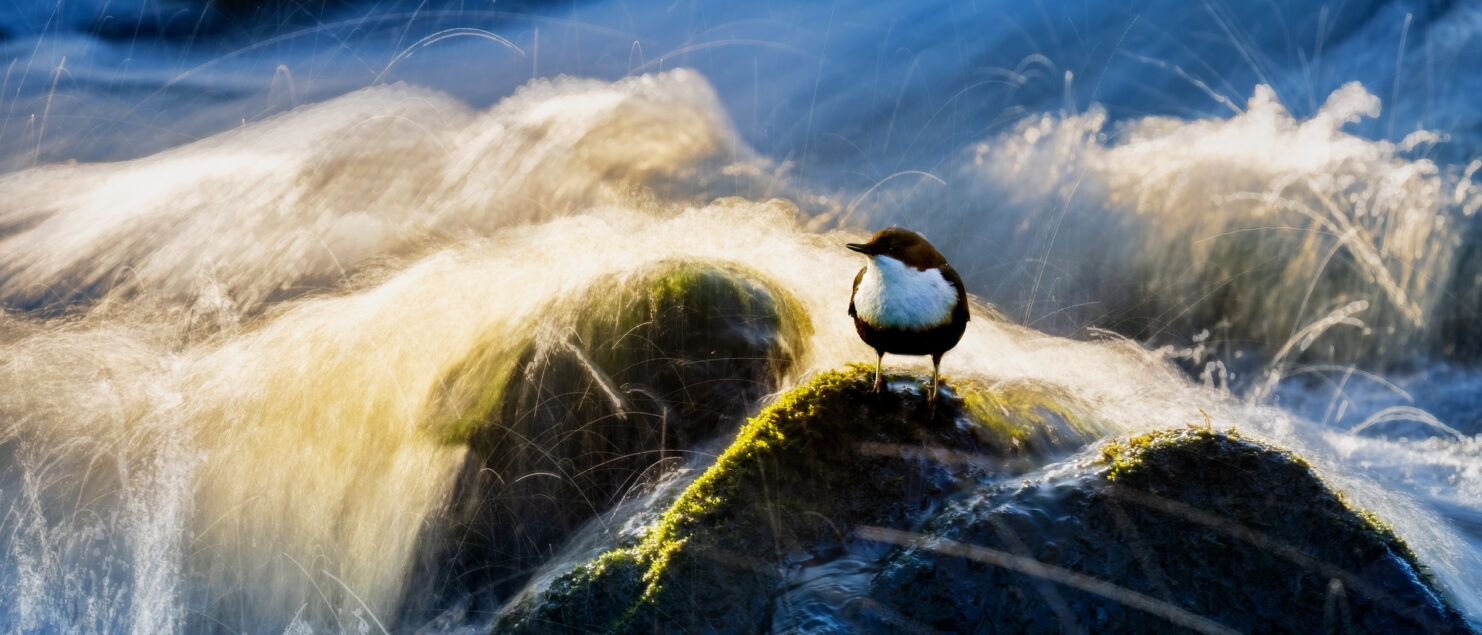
[941,264,969,322]
[848,267,864,317]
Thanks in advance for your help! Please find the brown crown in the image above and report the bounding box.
[846,227,947,270]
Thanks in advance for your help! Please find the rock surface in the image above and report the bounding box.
[494,365,1100,633]
[869,427,1472,634]
[493,368,1473,634]
[401,262,807,622]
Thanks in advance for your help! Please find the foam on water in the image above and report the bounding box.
[0,69,1479,632]
[0,69,753,316]
[888,80,1481,370]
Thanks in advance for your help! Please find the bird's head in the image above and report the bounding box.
[845,227,947,271]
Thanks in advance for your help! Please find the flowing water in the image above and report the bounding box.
[1,0,1480,631]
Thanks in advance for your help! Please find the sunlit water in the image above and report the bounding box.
[1,0,1481,632]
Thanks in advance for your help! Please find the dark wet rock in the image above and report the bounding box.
[491,372,1473,634]
[493,365,1101,633]
[869,427,1473,634]
[400,262,808,623]
[1437,212,1482,364]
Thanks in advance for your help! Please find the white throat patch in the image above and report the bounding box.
[853,255,957,329]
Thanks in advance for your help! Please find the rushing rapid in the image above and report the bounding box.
[1,0,1480,632]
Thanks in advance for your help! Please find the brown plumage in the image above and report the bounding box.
[847,227,969,400]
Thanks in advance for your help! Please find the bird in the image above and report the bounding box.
[847,227,969,401]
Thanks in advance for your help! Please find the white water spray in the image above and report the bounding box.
[0,68,1478,632]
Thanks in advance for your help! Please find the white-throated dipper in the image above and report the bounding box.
[847,227,969,401]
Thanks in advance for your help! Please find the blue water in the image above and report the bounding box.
[6,1,1477,167]
[6,0,1480,346]
[1,0,1480,631]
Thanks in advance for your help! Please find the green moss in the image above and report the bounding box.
[1099,424,1252,481]
[425,260,808,445]
[497,367,877,631]
[500,364,1107,632]
[412,260,815,612]
[580,366,863,628]
[1095,427,1440,607]
[1098,428,1404,546]
[504,377,1471,634]
[878,427,1471,633]
[957,378,1100,456]
[433,346,521,445]
[1099,427,1206,481]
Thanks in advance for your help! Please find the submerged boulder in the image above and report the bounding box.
[402,262,808,622]
[494,365,1101,633]
[870,427,1472,634]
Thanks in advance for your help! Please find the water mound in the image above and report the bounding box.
[494,365,1100,633]
[403,261,807,621]
[873,428,1472,634]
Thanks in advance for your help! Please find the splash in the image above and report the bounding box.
[0,69,1479,632]
[4,201,1479,629]
[910,81,1481,371]
[0,69,757,318]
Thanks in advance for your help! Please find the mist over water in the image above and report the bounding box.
[2,0,1481,631]
[0,70,750,314]
[907,81,1481,371]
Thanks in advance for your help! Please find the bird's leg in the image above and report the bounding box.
[930,353,942,402]
[873,350,884,393]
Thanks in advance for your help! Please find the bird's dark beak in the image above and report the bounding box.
[846,242,872,255]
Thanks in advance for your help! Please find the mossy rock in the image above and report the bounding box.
[494,364,1102,633]
[868,428,1473,634]
[401,261,808,621]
